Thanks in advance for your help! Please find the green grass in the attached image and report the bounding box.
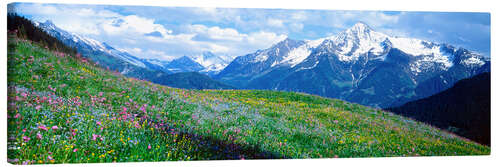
[7,38,490,164]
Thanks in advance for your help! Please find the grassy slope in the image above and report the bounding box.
[7,38,489,164]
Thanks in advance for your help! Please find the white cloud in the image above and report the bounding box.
[189,24,245,41]
[101,15,172,37]
[291,11,308,21]
[267,19,284,28]
[247,31,288,48]
[290,23,304,32]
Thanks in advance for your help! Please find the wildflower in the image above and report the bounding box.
[36,133,42,140]
[98,92,103,96]
[92,134,100,141]
[96,121,101,126]
[22,136,30,142]
[134,122,141,129]
[148,145,151,150]
[38,125,48,131]
[14,113,20,118]
[35,105,42,110]
[51,126,59,131]
[123,107,127,112]
[73,148,78,152]
[47,155,54,161]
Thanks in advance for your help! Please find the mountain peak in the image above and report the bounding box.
[345,21,373,35]
[352,21,371,29]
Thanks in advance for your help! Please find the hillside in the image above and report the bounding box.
[153,72,234,90]
[7,37,489,164]
[387,72,491,145]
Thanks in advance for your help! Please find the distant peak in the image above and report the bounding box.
[348,21,373,32]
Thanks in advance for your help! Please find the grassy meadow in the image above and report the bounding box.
[6,37,490,164]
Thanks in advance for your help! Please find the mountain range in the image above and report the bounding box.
[36,20,232,89]
[37,20,490,108]
[216,22,490,108]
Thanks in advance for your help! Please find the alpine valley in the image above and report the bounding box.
[37,20,489,109]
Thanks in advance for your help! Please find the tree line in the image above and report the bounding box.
[7,13,78,55]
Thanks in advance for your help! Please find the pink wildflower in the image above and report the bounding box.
[123,107,127,112]
[98,92,103,96]
[14,113,20,118]
[73,148,78,152]
[92,134,100,141]
[35,105,42,110]
[51,126,58,131]
[134,122,141,129]
[38,125,48,131]
[36,133,42,140]
[148,145,151,150]
[22,136,30,142]
[96,121,101,126]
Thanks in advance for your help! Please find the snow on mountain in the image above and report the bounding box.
[37,20,147,68]
[192,51,232,73]
[332,22,388,61]
[461,52,486,67]
[279,37,329,67]
[252,50,270,63]
[265,21,475,75]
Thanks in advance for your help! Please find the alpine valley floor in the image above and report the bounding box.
[7,37,490,164]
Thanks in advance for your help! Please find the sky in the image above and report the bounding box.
[8,2,491,61]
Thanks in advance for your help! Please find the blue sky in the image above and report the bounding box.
[9,3,491,60]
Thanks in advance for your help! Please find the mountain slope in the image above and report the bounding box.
[217,22,490,108]
[386,72,491,145]
[7,36,489,164]
[153,72,234,90]
[36,20,173,81]
[35,20,237,90]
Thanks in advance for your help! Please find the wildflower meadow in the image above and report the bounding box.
[6,36,490,164]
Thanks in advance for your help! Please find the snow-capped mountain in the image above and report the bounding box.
[36,20,232,76]
[37,20,149,70]
[217,22,490,108]
[35,20,234,90]
[36,20,177,84]
[164,56,205,73]
[187,51,233,76]
[216,38,306,86]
